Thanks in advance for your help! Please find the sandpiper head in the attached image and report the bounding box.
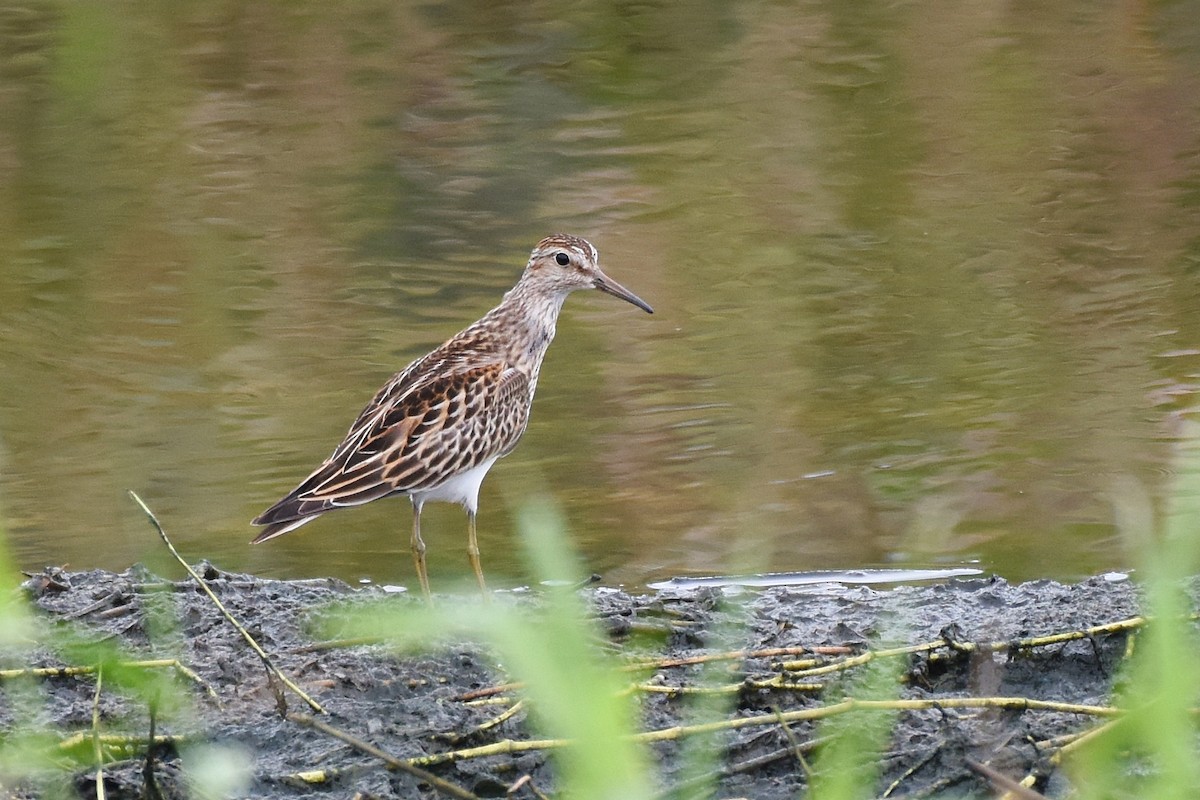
[526,234,653,314]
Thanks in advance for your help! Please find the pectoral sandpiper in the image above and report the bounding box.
[252,234,653,599]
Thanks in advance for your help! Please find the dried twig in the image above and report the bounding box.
[286,712,480,800]
[781,618,1146,678]
[406,694,1118,771]
[967,758,1047,800]
[128,490,324,715]
[623,645,854,672]
[0,659,216,699]
[58,732,183,757]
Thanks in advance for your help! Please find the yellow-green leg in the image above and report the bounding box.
[411,502,432,602]
[466,510,489,599]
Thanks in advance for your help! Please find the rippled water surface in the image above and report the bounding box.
[3,3,1200,589]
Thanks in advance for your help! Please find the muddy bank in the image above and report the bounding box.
[7,567,1150,798]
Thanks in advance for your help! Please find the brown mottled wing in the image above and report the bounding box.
[251,360,529,541]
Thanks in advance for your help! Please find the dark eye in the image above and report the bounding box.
[555,252,570,266]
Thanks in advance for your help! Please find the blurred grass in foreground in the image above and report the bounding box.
[0,509,249,799]
[331,497,654,800]
[1068,418,1200,799]
[330,491,908,800]
[0,513,60,794]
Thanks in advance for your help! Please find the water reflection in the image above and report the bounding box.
[1,2,1199,589]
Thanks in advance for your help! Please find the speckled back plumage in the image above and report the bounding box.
[252,234,651,543]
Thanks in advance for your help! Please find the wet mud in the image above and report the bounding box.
[7,566,1149,798]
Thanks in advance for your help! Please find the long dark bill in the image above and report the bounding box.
[594,271,654,314]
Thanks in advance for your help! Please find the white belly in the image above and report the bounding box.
[409,455,500,513]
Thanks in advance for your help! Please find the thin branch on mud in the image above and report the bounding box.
[279,765,363,787]
[0,659,217,699]
[996,718,1125,800]
[635,682,738,697]
[505,774,552,800]
[406,695,1118,774]
[635,676,825,696]
[410,736,568,768]
[780,617,1148,678]
[464,616,1140,705]
[127,490,325,715]
[966,758,1047,800]
[286,711,480,800]
[476,698,525,735]
[651,739,829,800]
[445,646,851,703]
[439,698,525,745]
[456,615,1139,711]
[773,704,814,782]
[58,733,184,759]
[455,681,523,702]
[987,719,1129,800]
[461,696,515,708]
[636,696,1117,746]
[1051,718,1123,759]
[882,745,942,798]
[783,641,943,677]
[901,773,975,799]
[623,644,854,672]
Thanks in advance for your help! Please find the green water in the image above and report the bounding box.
[2,2,1199,589]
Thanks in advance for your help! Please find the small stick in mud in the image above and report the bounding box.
[127,490,325,715]
[966,758,1047,799]
[0,659,216,698]
[286,712,481,800]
